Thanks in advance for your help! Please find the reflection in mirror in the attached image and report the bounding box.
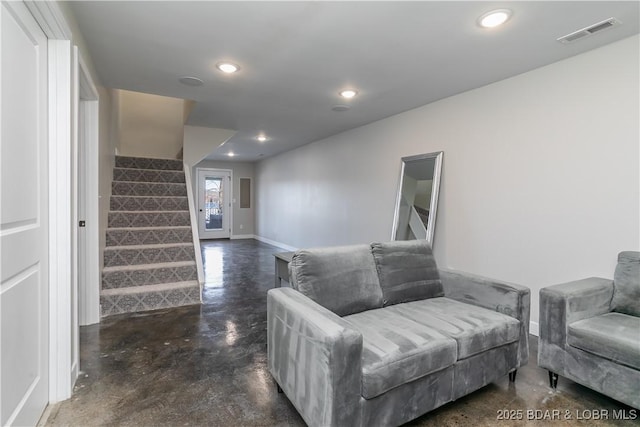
[391,151,443,246]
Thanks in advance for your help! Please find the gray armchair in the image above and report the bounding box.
[538,251,640,409]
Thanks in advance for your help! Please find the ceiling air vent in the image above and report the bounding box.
[557,18,621,44]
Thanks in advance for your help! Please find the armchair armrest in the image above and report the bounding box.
[539,277,614,349]
[439,268,531,366]
[267,287,363,427]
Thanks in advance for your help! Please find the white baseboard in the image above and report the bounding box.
[529,321,539,337]
[231,234,255,240]
[254,235,298,252]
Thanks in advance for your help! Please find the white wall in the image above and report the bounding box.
[114,89,186,159]
[183,125,235,166]
[98,87,115,270]
[192,160,255,237]
[255,35,640,327]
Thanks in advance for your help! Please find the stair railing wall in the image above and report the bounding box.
[408,205,428,240]
[184,163,205,292]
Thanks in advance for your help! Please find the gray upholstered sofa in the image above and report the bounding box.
[267,240,530,426]
[538,251,640,409]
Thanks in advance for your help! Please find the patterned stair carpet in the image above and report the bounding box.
[100,156,201,316]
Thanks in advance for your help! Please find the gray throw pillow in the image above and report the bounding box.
[370,240,443,306]
[611,251,640,316]
[288,244,383,316]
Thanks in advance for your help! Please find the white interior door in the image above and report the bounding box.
[197,169,232,239]
[1,1,50,425]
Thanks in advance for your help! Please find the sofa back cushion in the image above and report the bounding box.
[370,240,443,306]
[288,244,383,316]
[611,251,640,316]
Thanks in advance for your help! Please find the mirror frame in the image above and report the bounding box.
[391,151,443,246]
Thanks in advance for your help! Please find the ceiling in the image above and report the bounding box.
[68,1,639,162]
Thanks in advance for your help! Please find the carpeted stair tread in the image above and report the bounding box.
[113,167,186,183]
[115,156,183,171]
[112,181,187,197]
[106,226,193,247]
[107,225,192,231]
[104,243,196,267]
[111,195,190,199]
[108,211,190,228]
[103,260,196,273]
[109,210,189,214]
[101,280,199,296]
[100,281,201,316]
[110,196,189,212]
[105,242,193,251]
[101,262,198,290]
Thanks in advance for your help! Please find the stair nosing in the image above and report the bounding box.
[114,166,184,173]
[102,260,196,273]
[104,242,194,251]
[101,280,199,296]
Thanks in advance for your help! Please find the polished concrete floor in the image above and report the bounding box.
[46,239,637,426]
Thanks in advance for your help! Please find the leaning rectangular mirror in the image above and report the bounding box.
[391,151,443,246]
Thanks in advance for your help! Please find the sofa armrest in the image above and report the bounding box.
[439,268,531,367]
[539,277,614,350]
[267,287,363,427]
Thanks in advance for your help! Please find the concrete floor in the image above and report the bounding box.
[46,239,637,426]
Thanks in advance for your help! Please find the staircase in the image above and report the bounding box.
[100,156,201,316]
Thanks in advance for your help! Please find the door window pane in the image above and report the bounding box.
[204,177,223,230]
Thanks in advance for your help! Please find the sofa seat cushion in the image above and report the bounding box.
[568,312,640,370]
[386,298,520,359]
[343,308,457,399]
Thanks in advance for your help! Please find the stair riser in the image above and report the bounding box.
[108,211,190,228]
[113,168,186,184]
[106,228,193,246]
[110,196,189,212]
[100,285,200,317]
[102,265,197,289]
[104,246,196,267]
[112,181,187,197]
[115,156,183,171]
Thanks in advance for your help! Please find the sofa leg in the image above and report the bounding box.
[509,370,517,382]
[548,371,559,389]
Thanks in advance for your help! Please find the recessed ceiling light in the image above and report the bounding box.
[179,76,204,86]
[332,105,351,112]
[478,9,512,28]
[339,89,358,99]
[217,62,240,74]
[256,135,267,142]
[228,152,235,157]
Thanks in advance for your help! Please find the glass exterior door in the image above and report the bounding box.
[198,169,231,239]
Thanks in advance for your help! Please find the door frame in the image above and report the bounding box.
[75,50,100,327]
[25,0,88,404]
[196,168,233,239]
[47,37,74,403]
